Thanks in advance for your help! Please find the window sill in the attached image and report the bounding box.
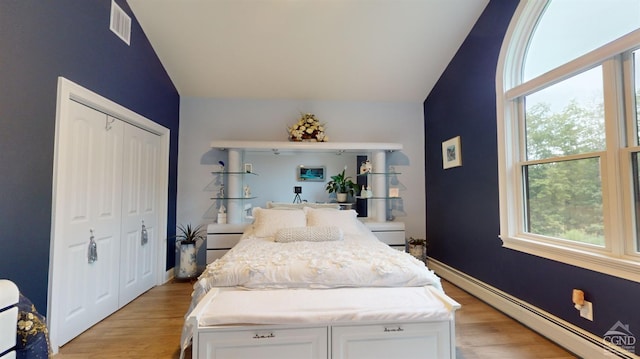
[500,235,639,283]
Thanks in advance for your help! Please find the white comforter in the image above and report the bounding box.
[195,225,441,295]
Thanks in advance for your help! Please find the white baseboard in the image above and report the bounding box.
[163,267,175,283]
[429,258,638,359]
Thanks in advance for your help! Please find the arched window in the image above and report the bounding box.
[496,0,640,282]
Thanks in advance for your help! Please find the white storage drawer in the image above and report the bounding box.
[198,326,328,359]
[372,231,405,248]
[206,233,242,263]
[0,308,18,358]
[205,249,228,264]
[0,280,18,358]
[363,221,405,250]
[207,234,242,250]
[331,321,452,359]
[206,223,247,264]
[206,235,241,263]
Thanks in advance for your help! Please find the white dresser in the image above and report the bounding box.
[362,220,405,251]
[206,223,248,264]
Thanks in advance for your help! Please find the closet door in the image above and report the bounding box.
[56,101,123,345]
[119,123,160,305]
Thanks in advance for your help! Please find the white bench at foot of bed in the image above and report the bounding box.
[186,286,460,359]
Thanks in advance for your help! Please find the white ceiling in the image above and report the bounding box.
[126,0,488,103]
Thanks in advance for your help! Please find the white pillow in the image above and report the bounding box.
[305,207,361,236]
[275,226,344,243]
[251,207,306,237]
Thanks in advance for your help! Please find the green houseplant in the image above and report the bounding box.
[325,168,358,202]
[407,237,427,263]
[175,223,206,246]
[175,224,206,279]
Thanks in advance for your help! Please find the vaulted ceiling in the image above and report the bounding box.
[127,0,489,103]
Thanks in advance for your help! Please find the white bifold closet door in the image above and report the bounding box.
[119,123,159,305]
[55,100,159,345]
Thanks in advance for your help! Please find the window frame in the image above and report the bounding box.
[496,0,640,282]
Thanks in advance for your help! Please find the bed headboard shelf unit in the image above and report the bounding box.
[210,140,403,224]
[210,140,402,154]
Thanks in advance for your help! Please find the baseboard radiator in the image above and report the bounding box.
[429,258,638,359]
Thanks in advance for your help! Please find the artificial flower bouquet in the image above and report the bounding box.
[287,113,328,142]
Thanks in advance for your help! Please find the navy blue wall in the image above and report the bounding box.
[425,0,639,343]
[0,1,179,311]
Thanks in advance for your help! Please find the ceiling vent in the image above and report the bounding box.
[110,0,131,45]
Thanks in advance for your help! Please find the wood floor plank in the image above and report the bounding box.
[442,281,577,359]
[55,279,576,358]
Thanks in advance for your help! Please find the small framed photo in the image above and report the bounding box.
[297,165,325,182]
[388,188,400,198]
[244,163,253,173]
[442,136,462,169]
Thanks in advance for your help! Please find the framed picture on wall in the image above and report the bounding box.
[442,136,462,169]
[297,165,325,182]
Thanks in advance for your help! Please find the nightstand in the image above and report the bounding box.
[362,220,405,251]
[206,223,248,263]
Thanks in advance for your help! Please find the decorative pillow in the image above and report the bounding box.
[266,202,340,210]
[275,226,344,243]
[304,207,361,236]
[251,207,306,237]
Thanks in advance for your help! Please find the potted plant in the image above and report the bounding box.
[174,224,206,279]
[325,168,358,202]
[407,237,427,262]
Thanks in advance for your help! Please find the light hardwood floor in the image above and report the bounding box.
[443,281,577,359]
[56,279,577,358]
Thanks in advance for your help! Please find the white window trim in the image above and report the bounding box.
[496,0,640,283]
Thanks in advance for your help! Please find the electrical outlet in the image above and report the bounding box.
[580,300,593,321]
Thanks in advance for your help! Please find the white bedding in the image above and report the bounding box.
[195,221,441,295]
[196,286,453,326]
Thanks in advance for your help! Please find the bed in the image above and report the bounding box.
[181,207,460,359]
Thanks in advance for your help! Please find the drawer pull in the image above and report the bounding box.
[384,326,404,333]
[253,333,275,339]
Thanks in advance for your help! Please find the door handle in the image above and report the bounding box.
[141,220,148,246]
[88,229,98,263]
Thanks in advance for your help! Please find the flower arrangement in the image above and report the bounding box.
[287,113,328,142]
